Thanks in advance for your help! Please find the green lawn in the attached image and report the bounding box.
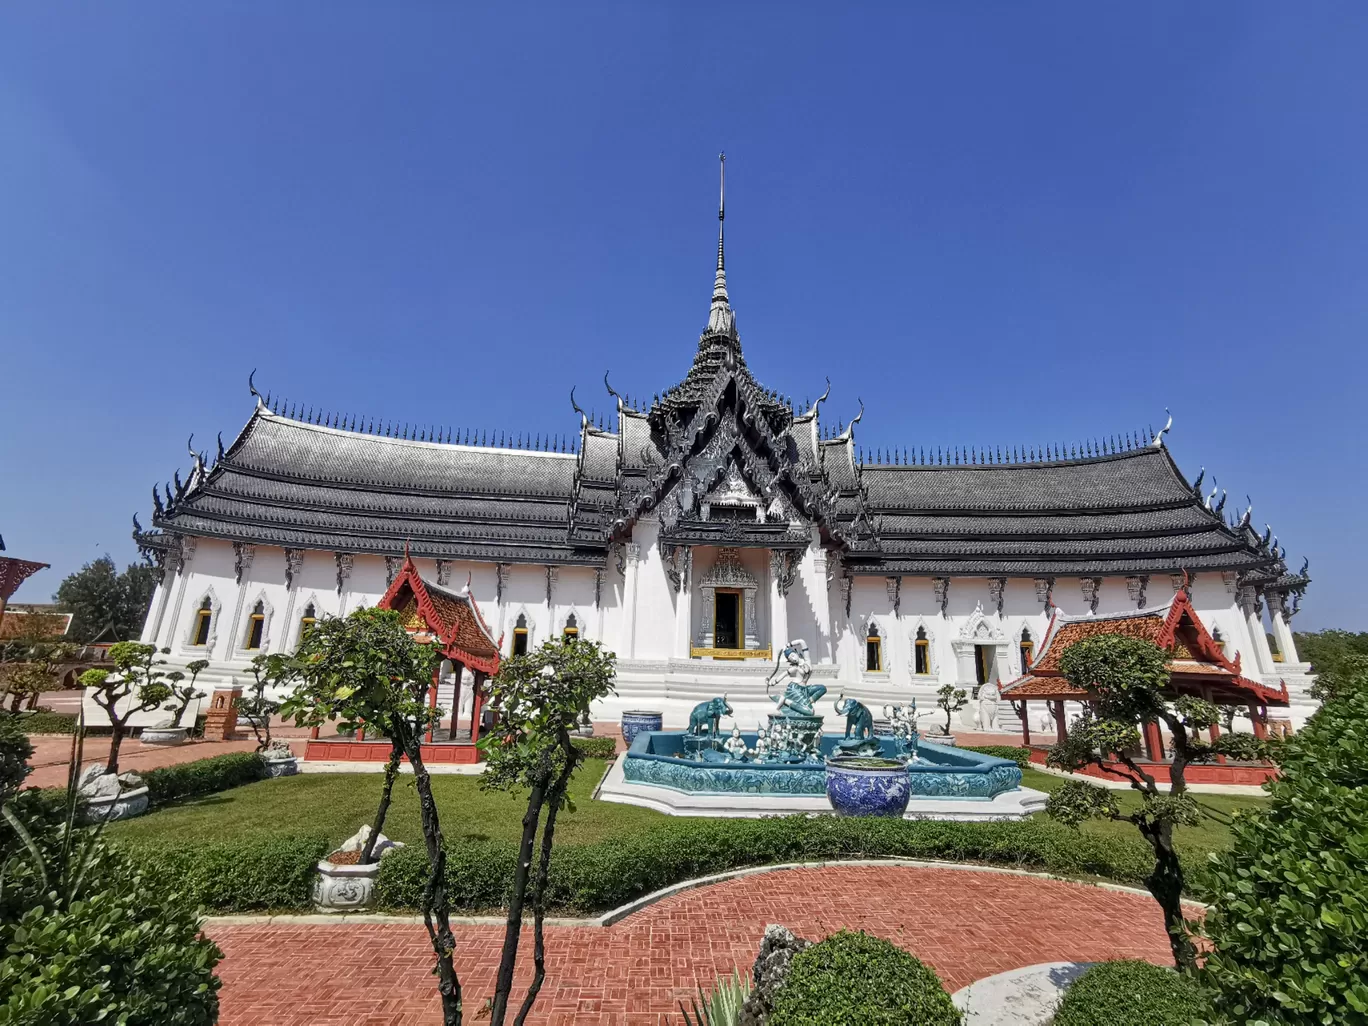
[106,759,665,848]
[107,759,1267,855]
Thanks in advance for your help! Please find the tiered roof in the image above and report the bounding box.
[377,554,501,675]
[135,163,1302,594]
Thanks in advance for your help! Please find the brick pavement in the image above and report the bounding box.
[207,864,1186,1025]
[24,733,308,788]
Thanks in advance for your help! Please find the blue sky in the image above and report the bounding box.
[1,4,1364,630]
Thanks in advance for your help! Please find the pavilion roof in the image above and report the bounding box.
[1001,590,1289,707]
[377,554,502,676]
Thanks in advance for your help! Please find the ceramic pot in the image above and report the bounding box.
[140,726,189,746]
[824,758,910,818]
[312,859,381,912]
[621,710,663,747]
[262,754,299,778]
[80,786,150,824]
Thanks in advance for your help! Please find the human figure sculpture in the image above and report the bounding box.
[834,695,874,742]
[723,726,749,761]
[687,695,733,737]
[883,702,921,762]
[766,639,826,717]
[978,680,1001,731]
[751,726,771,763]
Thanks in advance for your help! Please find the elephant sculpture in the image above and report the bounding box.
[687,695,733,737]
[834,695,874,742]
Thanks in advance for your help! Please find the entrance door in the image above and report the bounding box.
[714,589,741,649]
[974,645,995,688]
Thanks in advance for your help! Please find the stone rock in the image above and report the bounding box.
[76,765,145,798]
[265,738,294,758]
[337,824,404,859]
[738,924,809,1026]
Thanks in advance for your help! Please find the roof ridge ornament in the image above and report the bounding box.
[705,152,738,341]
[836,400,864,443]
[1151,409,1172,447]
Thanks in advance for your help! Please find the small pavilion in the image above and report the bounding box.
[1002,589,1289,784]
[303,554,502,765]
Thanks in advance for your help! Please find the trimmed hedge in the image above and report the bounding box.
[1052,960,1210,1026]
[960,745,1032,769]
[374,814,1211,915]
[143,752,269,806]
[12,709,79,735]
[769,930,960,1025]
[126,836,330,912]
[570,735,617,760]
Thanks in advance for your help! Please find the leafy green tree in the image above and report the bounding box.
[1295,628,1368,675]
[164,658,210,727]
[1308,652,1368,705]
[1199,670,1368,1024]
[279,607,462,1025]
[53,555,157,643]
[935,683,966,734]
[0,611,75,713]
[81,642,175,775]
[1044,634,1266,969]
[478,637,616,1026]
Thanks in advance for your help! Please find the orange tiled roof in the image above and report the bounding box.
[1000,674,1089,699]
[1030,612,1167,672]
[0,608,73,642]
[377,555,502,675]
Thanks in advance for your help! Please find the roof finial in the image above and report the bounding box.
[705,153,738,340]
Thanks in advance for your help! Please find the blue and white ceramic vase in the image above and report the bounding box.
[825,757,911,817]
[621,710,663,747]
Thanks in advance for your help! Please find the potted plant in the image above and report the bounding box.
[929,684,967,746]
[824,756,911,818]
[240,653,297,774]
[141,659,209,745]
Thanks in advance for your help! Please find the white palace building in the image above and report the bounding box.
[132,166,1315,735]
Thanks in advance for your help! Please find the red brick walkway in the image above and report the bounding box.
[208,864,1184,1025]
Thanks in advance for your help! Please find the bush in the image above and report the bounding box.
[0,791,222,1024]
[143,751,269,806]
[1052,960,1209,1026]
[125,835,330,912]
[767,930,960,1025]
[0,714,33,795]
[570,735,617,760]
[1199,687,1368,1024]
[11,709,78,735]
[375,814,1201,916]
[960,744,1032,769]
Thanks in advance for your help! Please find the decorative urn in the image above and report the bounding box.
[620,710,663,747]
[313,826,405,912]
[824,757,911,818]
[260,739,299,777]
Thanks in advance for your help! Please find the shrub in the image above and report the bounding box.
[0,714,33,796]
[375,814,1200,916]
[143,751,269,806]
[124,835,330,912]
[0,791,222,1024]
[1199,687,1368,1024]
[767,930,960,1025]
[11,709,79,735]
[1052,960,1209,1026]
[569,735,617,760]
[960,744,1031,769]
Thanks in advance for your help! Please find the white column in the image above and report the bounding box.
[624,544,641,659]
[1267,594,1300,665]
[163,538,197,650]
[1239,586,1275,674]
[768,551,788,657]
[673,549,693,659]
[809,537,834,663]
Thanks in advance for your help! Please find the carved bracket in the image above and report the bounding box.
[284,548,303,590]
[932,577,949,617]
[1080,577,1101,614]
[1034,576,1055,613]
[1126,574,1150,609]
[385,555,401,586]
[233,542,255,586]
[334,552,354,594]
[436,559,452,587]
[988,577,1005,616]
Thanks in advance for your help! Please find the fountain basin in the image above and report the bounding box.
[622,732,1021,800]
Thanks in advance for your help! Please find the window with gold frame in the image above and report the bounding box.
[512,613,529,656]
[1019,627,1034,671]
[245,600,266,650]
[914,626,930,674]
[191,600,212,647]
[298,603,317,646]
[563,612,580,641]
[866,623,883,673]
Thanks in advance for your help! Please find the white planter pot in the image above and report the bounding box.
[80,786,150,824]
[262,755,299,778]
[140,726,190,746]
[925,733,959,747]
[313,859,382,912]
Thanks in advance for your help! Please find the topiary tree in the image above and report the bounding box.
[238,653,291,752]
[1199,674,1368,1024]
[279,606,462,1026]
[935,683,966,735]
[478,637,617,1026]
[1044,634,1266,969]
[0,610,74,713]
[81,642,177,776]
[163,658,210,728]
[767,930,961,1025]
[1052,959,1211,1026]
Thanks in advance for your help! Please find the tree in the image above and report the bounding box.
[0,610,75,712]
[1043,634,1266,970]
[239,653,291,751]
[164,658,210,727]
[1199,670,1368,1024]
[279,607,462,1025]
[53,555,157,643]
[81,642,175,775]
[1295,628,1368,675]
[1308,652,1368,705]
[478,637,617,1026]
[935,683,966,735]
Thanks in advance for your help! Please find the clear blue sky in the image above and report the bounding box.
[2,4,1364,631]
